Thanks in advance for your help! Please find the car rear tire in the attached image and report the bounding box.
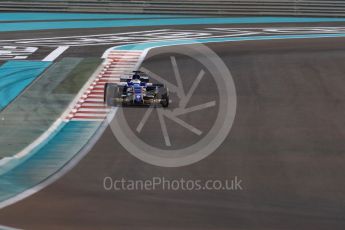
[160,93,169,107]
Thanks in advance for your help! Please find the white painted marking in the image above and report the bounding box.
[100,78,120,81]
[0,29,169,43]
[78,108,109,112]
[0,50,11,54]
[82,102,104,106]
[72,118,105,121]
[13,56,26,59]
[84,98,104,102]
[0,46,37,60]
[74,114,107,118]
[107,65,137,68]
[3,46,16,49]
[42,46,69,61]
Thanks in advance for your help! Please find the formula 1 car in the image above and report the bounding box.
[104,71,169,107]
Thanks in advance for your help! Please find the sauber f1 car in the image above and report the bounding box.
[104,71,169,107]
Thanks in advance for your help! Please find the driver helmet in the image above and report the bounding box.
[132,74,140,80]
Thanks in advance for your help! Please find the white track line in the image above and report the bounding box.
[42,46,69,61]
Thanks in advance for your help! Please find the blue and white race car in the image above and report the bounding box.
[104,71,169,107]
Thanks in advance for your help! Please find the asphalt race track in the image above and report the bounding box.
[1,18,345,229]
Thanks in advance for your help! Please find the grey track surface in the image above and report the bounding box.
[1,24,345,229]
[2,37,345,229]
